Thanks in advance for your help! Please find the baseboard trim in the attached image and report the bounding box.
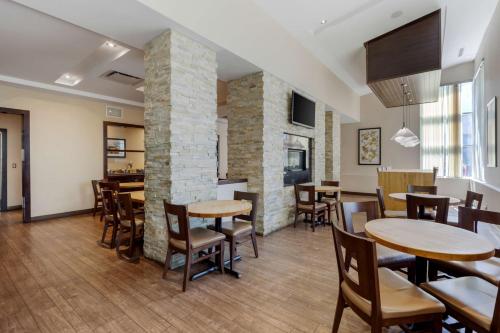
[6,205,22,211]
[31,208,94,222]
[342,191,377,197]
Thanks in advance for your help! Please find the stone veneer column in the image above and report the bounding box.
[228,71,326,235]
[143,30,218,262]
[325,111,341,180]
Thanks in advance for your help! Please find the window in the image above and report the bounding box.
[420,82,473,178]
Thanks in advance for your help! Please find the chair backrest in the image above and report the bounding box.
[340,201,378,234]
[294,184,315,206]
[101,190,118,220]
[432,167,439,184]
[163,201,191,248]
[406,194,449,223]
[233,191,259,227]
[117,193,136,225]
[91,180,101,198]
[99,181,120,193]
[458,206,500,257]
[375,187,386,218]
[331,223,381,318]
[321,180,340,200]
[464,190,483,209]
[408,184,437,194]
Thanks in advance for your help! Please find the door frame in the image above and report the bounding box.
[0,107,30,223]
[0,128,6,211]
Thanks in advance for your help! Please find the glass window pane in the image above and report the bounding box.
[462,113,473,146]
[460,81,473,114]
[462,146,473,177]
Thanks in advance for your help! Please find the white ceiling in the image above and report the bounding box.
[252,0,499,95]
[0,0,260,105]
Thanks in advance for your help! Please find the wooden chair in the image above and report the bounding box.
[376,187,407,218]
[432,167,439,185]
[115,193,144,262]
[162,201,225,292]
[448,190,484,224]
[294,184,327,232]
[98,190,119,249]
[331,223,444,333]
[429,207,500,285]
[98,181,120,221]
[91,180,103,217]
[406,194,449,224]
[408,184,437,194]
[320,180,340,222]
[212,191,259,271]
[340,201,415,282]
[421,278,499,333]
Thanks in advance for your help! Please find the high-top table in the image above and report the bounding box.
[365,218,495,284]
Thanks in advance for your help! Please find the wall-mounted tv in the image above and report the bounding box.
[291,91,315,128]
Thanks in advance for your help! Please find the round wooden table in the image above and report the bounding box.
[389,192,461,205]
[365,218,495,284]
[119,182,144,190]
[129,191,144,204]
[188,200,252,279]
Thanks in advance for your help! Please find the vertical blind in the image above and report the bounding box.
[420,85,462,177]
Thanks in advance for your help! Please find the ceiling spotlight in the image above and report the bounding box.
[391,10,403,19]
[105,41,117,48]
[320,19,327,25]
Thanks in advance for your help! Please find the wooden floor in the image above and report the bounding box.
[0,209,23,225]
[0,195,406,333]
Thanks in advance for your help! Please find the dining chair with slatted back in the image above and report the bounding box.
[331,224,444,333]
[116,193,144,262]
[465,190,484,209]
[376,187,407,218]
[228,191,259,265]
[320,180,340,222]
[98,189,119,249]
[294,184,327,232]
[408,184,438,194]
[429,207,500,289]
[406,194,449,223]
[91,180,103,217]
[98,181,120,220]
[163,201,225,292]
[341,201,416,282]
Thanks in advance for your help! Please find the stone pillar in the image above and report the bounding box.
[325,111,341,180]
[143,30,218,263]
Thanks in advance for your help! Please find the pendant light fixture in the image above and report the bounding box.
[390,83,420,148]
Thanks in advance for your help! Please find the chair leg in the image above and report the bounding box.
[312,212,316,232]
[182,253,191,292]
[331,292,345,333]
[218,240,225,274]
[110,223,118,249]
[128,225,136,259]
[162,247,172,279]
[335,203,340,222]
[100,223,109,245]
[93,200,98,216]
[294,211,298,228]
[327,205,331,224]
[229,238,235,270]
[250,231,258,258]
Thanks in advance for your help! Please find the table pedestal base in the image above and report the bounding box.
[191,255,242,280]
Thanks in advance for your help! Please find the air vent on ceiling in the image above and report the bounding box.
[101,70,143,86]
[106,105,123,119]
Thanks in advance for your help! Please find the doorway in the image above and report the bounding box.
[0,108,30,223]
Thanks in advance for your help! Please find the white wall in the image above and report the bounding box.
[341,93,420,193]
[441,61,474,86]
[0,113,23,207]
[0,83,144,217]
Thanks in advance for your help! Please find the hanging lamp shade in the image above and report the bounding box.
[391,83,420,148]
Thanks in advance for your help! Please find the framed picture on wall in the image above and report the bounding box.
[487,96,497,167]
[107,138,126,158]
[358,127,381,165]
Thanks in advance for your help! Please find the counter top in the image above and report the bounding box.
[378,169,433,173]
[218,178,248,185]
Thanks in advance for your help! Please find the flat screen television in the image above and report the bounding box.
[291,91,315,128]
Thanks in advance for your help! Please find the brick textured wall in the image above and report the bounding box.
[325,111,341,180]
[143,30,218,263]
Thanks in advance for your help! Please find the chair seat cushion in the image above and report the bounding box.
[376,244,415,266]
[120,217,144,228]
[434,257,500,285]
[321,197,338,205]
[298,202,327,211]
[384,210,407,218]
[170,227,225,250]
[421,277,496,331]
[341,267,444,319]
[220,221,253,237]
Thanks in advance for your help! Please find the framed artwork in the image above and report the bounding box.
[107,138,126,158]
[358,127,381,165]
[487,97,497,167]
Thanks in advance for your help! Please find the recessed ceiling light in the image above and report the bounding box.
[105,41,117,48]
[458,47,464,57]
[55,73,81,86]
[320,19,327,25]
[391,10,403,19]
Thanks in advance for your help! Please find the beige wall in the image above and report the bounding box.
[107,126,144,171]
[0,83,144,217]
[0,113,23,207]
[341,93,420,193]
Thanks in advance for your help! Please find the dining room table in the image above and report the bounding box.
[365,218,495,285]
[389,192,461,205]
[119,182,145,191]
